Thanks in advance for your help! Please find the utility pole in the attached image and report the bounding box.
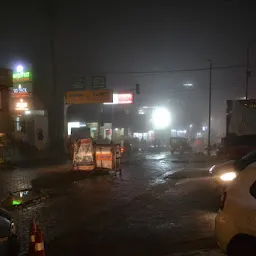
[245,36,256,100]
[48,4,64,151]
[245,45,250,100]
[208,60,212,158]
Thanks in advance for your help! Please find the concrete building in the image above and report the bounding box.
[0,68,12,133]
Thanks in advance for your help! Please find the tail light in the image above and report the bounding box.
[121,147,124,153]
[220,191,227,210]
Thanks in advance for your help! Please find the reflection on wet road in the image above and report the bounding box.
[0,151,220,255]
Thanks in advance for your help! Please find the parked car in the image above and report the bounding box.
[209,150,256,190]
[169,137,192,155]
[0,208,19,256]
[215,161,256,255]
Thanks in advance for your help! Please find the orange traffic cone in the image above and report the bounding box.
[34,225,45,256]
[28,220,37,256]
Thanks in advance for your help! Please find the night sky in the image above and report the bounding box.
[0,1,255,134]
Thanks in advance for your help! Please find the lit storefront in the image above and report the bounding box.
[103,93,133,140]
[10,64,48,149]
[10,65,33,132]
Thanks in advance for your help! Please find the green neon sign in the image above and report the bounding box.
[13,71,32,82]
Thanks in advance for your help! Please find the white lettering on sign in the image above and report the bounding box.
[13,88,28,93]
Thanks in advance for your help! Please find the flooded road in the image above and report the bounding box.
[0,151,221,255]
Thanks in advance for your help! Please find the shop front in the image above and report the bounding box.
[10,65,48,149]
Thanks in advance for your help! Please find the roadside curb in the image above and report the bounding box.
[169,249,224,255]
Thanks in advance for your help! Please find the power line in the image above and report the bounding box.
[106,64,245,76]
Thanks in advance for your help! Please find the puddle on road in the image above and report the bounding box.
[145,153,168,161]
[149,177,166,186]
[0,189,48,210]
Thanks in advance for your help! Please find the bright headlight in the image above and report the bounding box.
[220,172,237,181]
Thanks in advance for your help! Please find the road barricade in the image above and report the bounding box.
[73,138,94,171]
[28,220,45,256]
[72,138,122,173]
[95,144,121,173]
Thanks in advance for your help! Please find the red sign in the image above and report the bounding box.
[117,93,133,104]
[11,91,30,98]
[104,93,133,104]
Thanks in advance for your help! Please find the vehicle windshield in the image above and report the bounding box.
[235,151,256,171]
[2,3,252,255]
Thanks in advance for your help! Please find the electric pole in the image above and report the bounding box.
[245,45,250,100]
[48,4,64,151]
[208,60,212,158]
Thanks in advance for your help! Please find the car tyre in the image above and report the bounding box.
[227,234,256,256]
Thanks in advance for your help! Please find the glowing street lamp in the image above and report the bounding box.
[152,107,171,130]
[183,83,193,87]
[16,65,24,73]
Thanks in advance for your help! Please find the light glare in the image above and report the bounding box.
[152,108,171,130]
[220,172,237,181]
[16,65,24,72]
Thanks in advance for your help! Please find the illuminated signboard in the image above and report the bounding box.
[12,87,29,98]
[104,93,133,105]
[13,71,32,83]
[66,89,113,104]
[15,99,28,111]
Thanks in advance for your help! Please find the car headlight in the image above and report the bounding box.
[220,172,237,181]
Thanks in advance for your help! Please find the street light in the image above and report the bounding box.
[183,83,193,87]
[152,107,171,130]
[16,65,24,72]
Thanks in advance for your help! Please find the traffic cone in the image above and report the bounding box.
[34,225,45,256]
[28,220,37,255]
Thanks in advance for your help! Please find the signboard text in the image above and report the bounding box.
[66,89,113,104]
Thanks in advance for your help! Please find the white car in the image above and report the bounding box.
[0,208,19,256]
[210,151,256,190]
[215,161,256,255]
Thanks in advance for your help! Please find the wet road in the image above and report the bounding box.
[0,151,222,255]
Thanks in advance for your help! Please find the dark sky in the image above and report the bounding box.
[1,1,255,132]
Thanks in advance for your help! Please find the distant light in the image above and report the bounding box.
[115,128,118,131]
[25,110,31,115]
[16,65,24,72]
[183,83,193,87]
[68,122,80,135]
[171,129,176,132]
[138,109,145,115]
[189,124,193,128]
[152,107,171,130]
[202,126,208,131]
